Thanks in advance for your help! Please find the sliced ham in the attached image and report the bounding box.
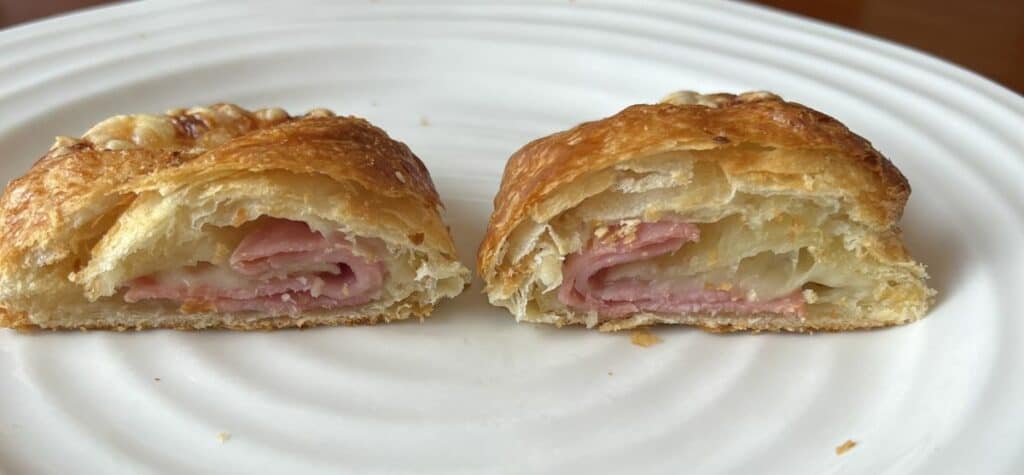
[123,218,386,315]
[558,219,805,319]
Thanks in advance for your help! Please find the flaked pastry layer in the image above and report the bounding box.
[478,91,934,332]
[0,104,470,330]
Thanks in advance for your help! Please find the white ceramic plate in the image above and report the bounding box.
[1,1,1022,473]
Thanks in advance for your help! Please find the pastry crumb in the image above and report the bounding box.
[419,116,430,127]
[802,288,819,304]
[180,299,217,314]
[705,282,733,292]
[212,243,232,265]
[232,208,248,227]
[217,432,231,444]
[153,377,161,382]
[607,371,613,376]
[630,329,662,347]
[835,439,856,455]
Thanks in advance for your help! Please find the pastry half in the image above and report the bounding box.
[478,91,934,332]
[0,104,470,330]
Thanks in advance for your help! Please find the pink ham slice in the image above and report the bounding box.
[558,220,805,319]
[123,218,386,315]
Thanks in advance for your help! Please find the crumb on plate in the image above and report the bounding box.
[217,432,231,444]
[630,329,662,347]
[835,439,856,455]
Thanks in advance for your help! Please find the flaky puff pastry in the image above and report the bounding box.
[478,92,934,332]
[0,104,470,330]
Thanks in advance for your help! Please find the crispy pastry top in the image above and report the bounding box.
[0,104,442,267]
[477,91,911,274]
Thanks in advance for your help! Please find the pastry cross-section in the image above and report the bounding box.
[0,104,470,330]
[477,91,934,332]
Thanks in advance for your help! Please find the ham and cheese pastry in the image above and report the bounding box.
[0,104,469,330]
[478,91,934,332]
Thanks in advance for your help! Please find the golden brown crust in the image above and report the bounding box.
[475,91,931,332]
[0,105,324,267]
[0,146,186,265]
[1,107,442,267]
[75,103,301,152]
[0,302,434,332]
[477,91,910,276]
[0,104,466,330]
[139,115,442,210]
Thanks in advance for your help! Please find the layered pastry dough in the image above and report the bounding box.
[0,104,470,330]
[478,91,934,332]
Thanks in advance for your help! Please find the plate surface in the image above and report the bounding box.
[0,1,1022,473]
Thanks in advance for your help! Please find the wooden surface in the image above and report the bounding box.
[753,0,1024,93]
[1,0,1021,93]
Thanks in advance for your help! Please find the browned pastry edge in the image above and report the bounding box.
[0,104,465,330]
[0,303,434,332]
[143,115,442,210]
[0,109,443,266]
[477,91,911,277]
[537,311,911,333]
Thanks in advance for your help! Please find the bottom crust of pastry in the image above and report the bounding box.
[0,303,434,332]
[528,311,924,333]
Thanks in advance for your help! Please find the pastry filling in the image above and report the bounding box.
[123,218,386,314]
[558,219,806,318]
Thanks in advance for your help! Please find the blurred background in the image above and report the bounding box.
[1,0,1021,93]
